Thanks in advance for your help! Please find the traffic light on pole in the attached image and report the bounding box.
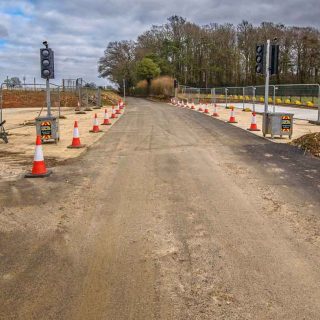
[255,44,265,75]
[40,47,54,79]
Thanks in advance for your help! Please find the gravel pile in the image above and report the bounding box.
[291,132,320,157]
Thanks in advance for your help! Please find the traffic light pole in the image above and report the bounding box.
[46,78,51,116]
[264,39,271,114]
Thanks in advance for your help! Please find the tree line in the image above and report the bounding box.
[98,16,320,91]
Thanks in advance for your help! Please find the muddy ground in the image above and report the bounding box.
[0,98,320,319]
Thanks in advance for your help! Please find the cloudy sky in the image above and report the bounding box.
[0,0,319,86]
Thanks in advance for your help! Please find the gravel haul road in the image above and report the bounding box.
[1,98,320,320]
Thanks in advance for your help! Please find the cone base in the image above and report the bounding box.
[212,113,219,117]
[84,108,93,111]
[93,107,102,109]
[101,123,111,125]
[25,169,52,178]
[89,130,102,133]
[67,144,86,149]
[204,109,209,114]
[247,128,260,131]
[75,111,86,114]
[228,118,238,123]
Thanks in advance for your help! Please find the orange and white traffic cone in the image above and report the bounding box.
[25,135,52,178]
[198,105,203,112]
[89,113,102,133]
[101,109,111,125]
[111,106,117,119]
[68,121,86,148]
[212,104,219,117]
[204,104,209,114]
[191,104,195,110]
[247,112,260,131]
[228,107,237,123]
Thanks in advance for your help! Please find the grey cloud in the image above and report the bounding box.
[0,0,319,85]
[0,24,8,37]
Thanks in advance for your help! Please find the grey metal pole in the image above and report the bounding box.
[123,79,126,103]
[86,88,89,108]
[273,85,276,113]
[318,85,320,123]
[0,84,3,124]
[225,88,228,108]
[98,88,101,107]
[58,86,61,119]
[242,87,245,110]
[46,78,51,116]
[252,86,256,113]
[264,39,271,114]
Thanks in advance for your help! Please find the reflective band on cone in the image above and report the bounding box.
[212,104,219,117]
[247,112,260,131]
[228,107,237,123]
[89,114,102,133]
[111,106,117,118]
[101,109,111,125]
[25,135,52,178]
[68,121,86,148]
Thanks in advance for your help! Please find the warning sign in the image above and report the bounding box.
[281,116,291,132]
[40,121,52,140]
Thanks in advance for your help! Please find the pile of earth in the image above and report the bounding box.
[291,132,320,157]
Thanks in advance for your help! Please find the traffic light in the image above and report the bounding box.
[40,47,54,79]
[255,44,265,74]
[174,79,178,88]
[270,44,279,75]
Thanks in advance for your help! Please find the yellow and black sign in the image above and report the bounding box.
[40,121,52,140]
[281,116,291,132]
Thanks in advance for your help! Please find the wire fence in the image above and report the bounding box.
[177,83,320,122]
[0,78,105,119]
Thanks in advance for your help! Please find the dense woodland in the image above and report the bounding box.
[98,16,320,90]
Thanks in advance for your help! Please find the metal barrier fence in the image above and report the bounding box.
[177,83,320,122]
[0,80,103,116]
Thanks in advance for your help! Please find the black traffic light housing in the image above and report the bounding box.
[40,42,54,79]
[270,44,279,75]
[174,79,178,88]
[255,44,265,75]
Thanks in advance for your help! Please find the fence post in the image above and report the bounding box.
[273,85,276,113]
[252,86,255,112]
[317,85,320,123]
[242,87,245,110]
[58,86,61,119]
[225,88,228,108]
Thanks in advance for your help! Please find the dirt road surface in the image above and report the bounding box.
[1,98,320,320]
